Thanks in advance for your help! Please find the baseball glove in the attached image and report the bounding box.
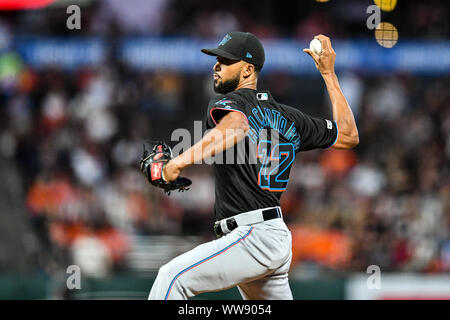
[140,142,192,195]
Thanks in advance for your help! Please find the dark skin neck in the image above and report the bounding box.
[235,76,258,91]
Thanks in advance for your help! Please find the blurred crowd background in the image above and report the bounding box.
[0,0,449,297]
[2,0,448,39]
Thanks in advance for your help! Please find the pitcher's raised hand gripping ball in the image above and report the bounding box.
[139,142,191,195]
[147,32,359,300]
[304,34,359,148]
[304,35,335,75]
[309,38,322,55]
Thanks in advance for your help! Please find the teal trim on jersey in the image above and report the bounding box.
[326,121,339,149]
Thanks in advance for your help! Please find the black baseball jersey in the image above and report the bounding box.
[205,88,338,221]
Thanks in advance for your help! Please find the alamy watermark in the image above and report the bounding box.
[366,265,381,290]
[66,265,81,290]
[366,5,381,30]
[169,121,284,172]
[66,5,81,30]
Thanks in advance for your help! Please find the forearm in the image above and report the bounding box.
[303,34,359,148]
[172,113,249,170]
[322,73,359,148]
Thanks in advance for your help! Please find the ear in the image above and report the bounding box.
[242,63,255,78]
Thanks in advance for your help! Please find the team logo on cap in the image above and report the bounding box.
[246,52,253,58]
[218,34,232,46]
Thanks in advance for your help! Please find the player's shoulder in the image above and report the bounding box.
[208,92,242,107]
[222,90,249,105]
[207,90,253,113]
[277,101,306,118]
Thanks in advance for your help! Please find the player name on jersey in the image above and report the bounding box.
[247,105,301,150]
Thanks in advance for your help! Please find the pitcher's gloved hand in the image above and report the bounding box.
[139,142,191,195]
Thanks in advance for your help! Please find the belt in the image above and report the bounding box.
[213,206,282,237]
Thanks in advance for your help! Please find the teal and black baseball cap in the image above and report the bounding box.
[201,32,265,70]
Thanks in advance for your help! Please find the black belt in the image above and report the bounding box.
[213,207,282,237]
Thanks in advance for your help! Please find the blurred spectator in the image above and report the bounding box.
[11,67,448,275]
[0,0,448,278]
[91,0,171,35]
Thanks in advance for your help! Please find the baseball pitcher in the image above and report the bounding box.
[141,32,359,300]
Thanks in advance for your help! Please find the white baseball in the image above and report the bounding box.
[309,38,322,55]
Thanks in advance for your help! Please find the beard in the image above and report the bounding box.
[214,74,240,94]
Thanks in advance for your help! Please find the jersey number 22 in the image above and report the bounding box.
[257,140,295,192]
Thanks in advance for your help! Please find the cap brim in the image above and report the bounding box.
[201,48,241,61]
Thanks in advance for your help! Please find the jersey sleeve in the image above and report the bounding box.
[293,109,338,151]
[205,93,248,129]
